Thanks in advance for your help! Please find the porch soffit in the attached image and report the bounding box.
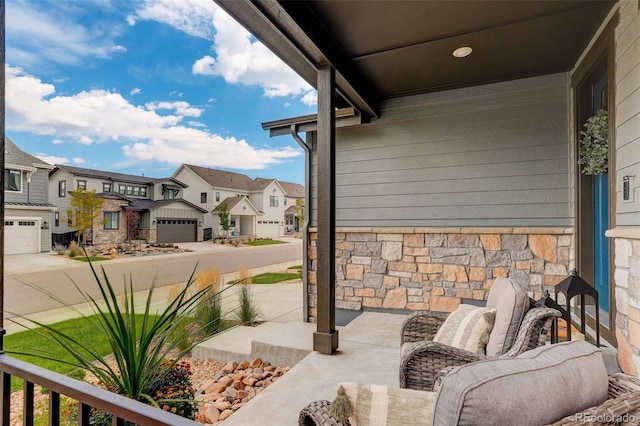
[215,0,615,121]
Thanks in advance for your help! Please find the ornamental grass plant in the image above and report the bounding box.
[7,255,219,419]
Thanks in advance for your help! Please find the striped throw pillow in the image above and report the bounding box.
[339,382,437,426]
[433,304,496,354]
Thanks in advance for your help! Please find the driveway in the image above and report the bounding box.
[3,238,303,318]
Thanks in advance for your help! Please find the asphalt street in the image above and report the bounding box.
[3,239,303,318]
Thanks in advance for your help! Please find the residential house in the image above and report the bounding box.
[218,0,640,369]
[48,165,207,247]
[173,164,304,239]
[4,138,56,254]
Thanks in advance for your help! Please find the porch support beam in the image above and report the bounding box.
[313,64,338,354]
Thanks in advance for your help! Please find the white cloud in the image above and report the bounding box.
[6,1,126,67]
[130,0,215,39]
[133,0,314,103]
[188,121,207,128]
[72,157,86,164]
[111,45,127,53]
[130,88,141,95]
[36,154,68,165]
[6,65,301,170]
[301,91,318,106]
[52,139,64,145]
[145,101,202,117]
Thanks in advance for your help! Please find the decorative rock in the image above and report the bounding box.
[250,357,262,368]
[222,361,237,374]
[205,405,220,424]
[236,360,249,370]
[232,380,244,390]
[213,399,230,411]
[219,409,234,421]
[382,287,407,309]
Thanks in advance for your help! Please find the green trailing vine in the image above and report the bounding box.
[578,108,608,175]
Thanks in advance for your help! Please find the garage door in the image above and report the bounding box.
[157,219,197,243]
[257,221,281,238]
[5,218,40,254]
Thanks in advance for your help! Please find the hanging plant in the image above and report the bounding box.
[578,108,608,175]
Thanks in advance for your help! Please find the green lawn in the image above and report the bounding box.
[229,269,302,285]
[242,239,287,246]
[70,256,111,262]
[5,314,153,392]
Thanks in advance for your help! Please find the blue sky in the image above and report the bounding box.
[5,0,317,185]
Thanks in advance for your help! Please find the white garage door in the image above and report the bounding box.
[5,218,40,255]
[257,221,281,238]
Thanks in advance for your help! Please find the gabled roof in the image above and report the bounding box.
[182,164,256,191]
[279,181,304,198]
[215,196,262,215]
[5,137,52,170]
[181,164,304,196]
[50,164,157,185]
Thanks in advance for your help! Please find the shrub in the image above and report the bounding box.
[68,241,78,258]
[8,255,214,419]
[235,268,259,325]
[53,243,66,255]
[194,267,227,336]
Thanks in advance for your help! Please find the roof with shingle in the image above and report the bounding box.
[49,165,185,187]
[5,137,52,169]
[185,164,256,191]
[183,164,304,197]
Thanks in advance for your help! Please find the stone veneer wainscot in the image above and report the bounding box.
[609,228,640,375]
[306,227,573,321]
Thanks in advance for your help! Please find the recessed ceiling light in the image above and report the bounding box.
[452,46,473,58]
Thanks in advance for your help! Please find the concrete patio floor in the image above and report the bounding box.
[192,282,409,426]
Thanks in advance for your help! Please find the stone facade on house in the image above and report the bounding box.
[90,198,128,249]
[306,227,573,321]
[610,229,640,375]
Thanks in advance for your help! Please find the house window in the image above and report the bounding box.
[58,180,66,197]
[126,186,133,195]
[270,195,278,207]
[230,215,236,227]
[201,192,207,203]
[286,215,294,225]
[119,185,126,194]
[133,186,140,196]
[103,183,112,192]
[164,189,177,200]
[216,192,220,202]
[55,212,60,227]
[140,187,147,197]
[284,198,287,206]
[4,169,21,192]
[77,180,87,190]
[104,212,119,230]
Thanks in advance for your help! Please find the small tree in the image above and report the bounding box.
[217,202,231,238]
[67,188,107,244]
[125,209,141,243]
[294,198,305,229]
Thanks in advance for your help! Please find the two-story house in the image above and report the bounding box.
[4,138,56,254]
[173,164,304,239]
[48,165,207,248]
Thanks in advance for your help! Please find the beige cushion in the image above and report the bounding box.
[485,277,530,355]
[433,304,496,354]
[433,341,609,426]
[339,382,437,426]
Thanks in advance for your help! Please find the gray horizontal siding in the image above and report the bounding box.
[615,1,640,224]
[309,73,571,228]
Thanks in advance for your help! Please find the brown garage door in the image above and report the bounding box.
[157,219,197,243]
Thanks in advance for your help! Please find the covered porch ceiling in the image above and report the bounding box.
[216,0,615,120]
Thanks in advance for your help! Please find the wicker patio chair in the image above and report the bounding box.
[399,297,561,391]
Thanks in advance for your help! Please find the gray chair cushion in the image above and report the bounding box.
[485,277,529,355]
[433,341,609,426]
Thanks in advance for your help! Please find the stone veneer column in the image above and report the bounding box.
[306,227,573,322]
[608,228,640,374]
